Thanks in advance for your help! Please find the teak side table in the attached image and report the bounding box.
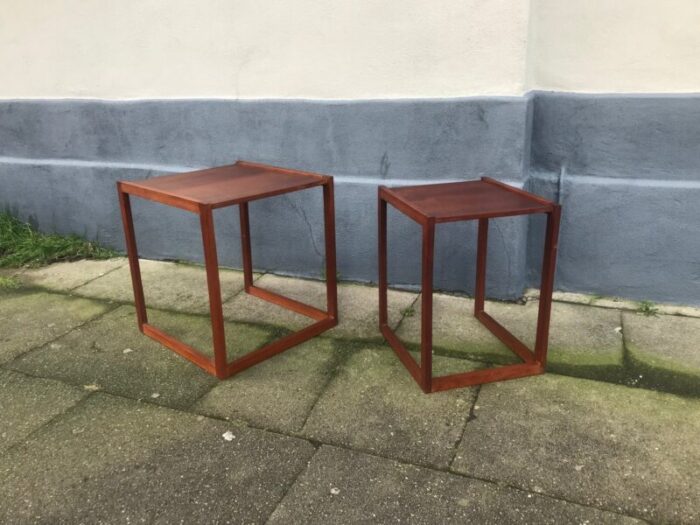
[378,177,561,393]
[117,160,338,379]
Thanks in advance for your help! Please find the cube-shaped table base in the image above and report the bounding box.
[117,161,338,379]
[378,178,561,393]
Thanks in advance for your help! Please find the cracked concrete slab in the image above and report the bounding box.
[396,293,518,365]
[301,345,479,469]
[490,301,625,379]
[0,290,112,364]
[623,311,700,396]
[0,369,88,454]
[193,338,348,433]
[73,259,250,314]
[0,393,316,524]
[16,258,127,291]
[224,273,417,339]
[268,445,642,525]
[451,374,700,524]
[398,296,625,380]
[8,305,275,409]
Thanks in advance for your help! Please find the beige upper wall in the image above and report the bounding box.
[2,0,699,99]
[528,0,700,93]
[0,0,529,99]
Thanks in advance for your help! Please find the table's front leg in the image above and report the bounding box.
[199,205,228,378]
[535,206,562,365]
[117,187,148,330]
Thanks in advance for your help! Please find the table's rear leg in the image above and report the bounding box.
[378,193,388,327]
[323,179,338,320]
[421,219,435,393]
[239,202,254,292]
[474,218,489,315]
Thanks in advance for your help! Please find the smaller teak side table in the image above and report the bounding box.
[117,161,338,379]
[378,177,561,393]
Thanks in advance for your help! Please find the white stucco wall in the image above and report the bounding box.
[527,0,700,93]
[0,0,529,99]
[2,1,698,99]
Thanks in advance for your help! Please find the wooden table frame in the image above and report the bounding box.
[117,161,338,379]
[378,178,561,393]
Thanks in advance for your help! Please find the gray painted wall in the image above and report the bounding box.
[528,93,700,305]
[1,93,698,304]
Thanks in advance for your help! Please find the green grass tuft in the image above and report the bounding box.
[400,306,416,318]
[0,212,119,268]
[637,300,659,317]
[0,275,20,289]
[588,293,603,305]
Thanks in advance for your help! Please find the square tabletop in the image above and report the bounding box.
[118,161,329,212]
[381,177,554,223]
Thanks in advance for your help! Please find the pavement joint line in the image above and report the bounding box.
[31,286,292,337]
[526,292,700,320]
[181,324,292,411]
[448,383,483,470]
[296,341,358,435]
[262,446,323,525]
[392,291,421,333]
[221,269,267,306]
[619,310,635,386]
[66,258,128,293]
[263,436,648,524]
[0,390,97,458]
[2,301,122,366]
[0,361,665,522]
[444,464,650,523]
[9,285,699,400]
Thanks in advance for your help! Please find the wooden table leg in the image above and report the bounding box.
[118,188,148,330]
[474,217,489,316]
[239,202,253,292]
[378,192,388,328]
[420,219,435,393]
[535,205,562,365]
[199,206,228,378]
[323,179,338,321]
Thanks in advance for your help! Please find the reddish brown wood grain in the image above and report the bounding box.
[378,178,560,393]
[119,161,328,212]
[117,161,337,380]
[382,178,552,223]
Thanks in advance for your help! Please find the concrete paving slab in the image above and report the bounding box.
[224,274,417,339]
[0,267,23,278]
[0,291,112,364]
[623,312,700,396]
[73,259,249,314]
[525,288,700,319]
[268,445,642,525]
[222,274,312,329]
[0,369,87,454]
[396,293,518,365]
[491,301,625,380]
[451,374,700,524]
[8,305,275,409]
[193,338,348,433]
[301,346,479,469]
[399,296,625,380]
[0,393,316,524]
[17,258,127,291]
